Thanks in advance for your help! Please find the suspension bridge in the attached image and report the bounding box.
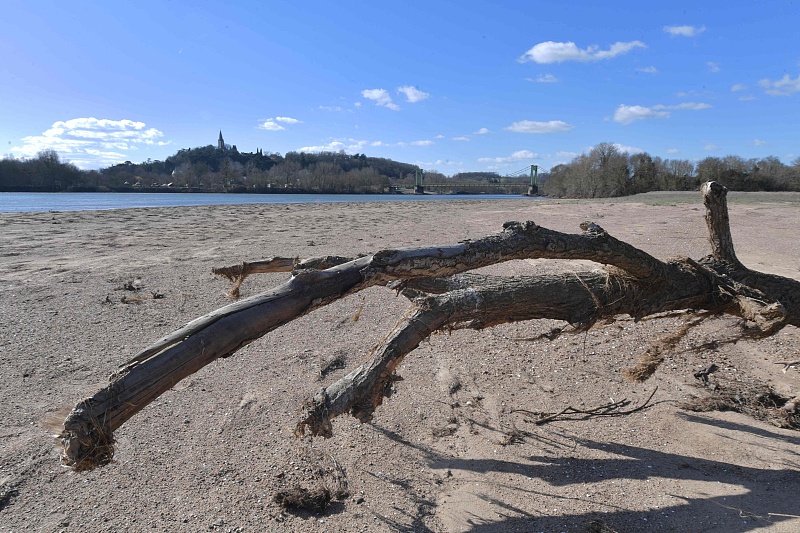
[410,165,539,195]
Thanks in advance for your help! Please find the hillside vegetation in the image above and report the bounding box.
[2,140,799,196]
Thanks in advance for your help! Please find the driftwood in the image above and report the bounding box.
[59,182,800,470]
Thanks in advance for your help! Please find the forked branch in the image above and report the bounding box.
[60,182,800,470]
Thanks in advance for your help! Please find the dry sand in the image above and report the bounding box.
[1,194,799,532]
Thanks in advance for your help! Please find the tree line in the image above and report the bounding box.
[541,142,800,198]
[0,149,87,192]
[0,145,422,194]
[2,141,800,196]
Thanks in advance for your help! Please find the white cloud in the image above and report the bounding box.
[675,89,713,99]
[417,159,463,167]
[354,102,362,108]
[298,141,344,152]
[555,150,580,159]
[298,138,369,153]
[613,102,711,124]
[612,143,644,154]
[434,134,446,139]
[704,143,719,151]
[10,117,167,169]
[318,105,344,112]
[362,88,400,110]
[474,127,490,135]
[300,137,438,152]
[754,138,768,146]
[582,143,644,155]
[663,25,706,37]
[505,120,573,133]
[707,61,720,73]
[613,105,669,124]
[258,120,284,131]
[397,85,430,103]
[452,136,470,141]
[518,40,645,64]
[759,73,800,96]
[478,149,538,163]
[669,102,712,110]
[259,116,302,131]
[526,73,559,83]
[636,66,658,74]
[666,148,680,154]
[738,95,757,101]
[730,83,747,92]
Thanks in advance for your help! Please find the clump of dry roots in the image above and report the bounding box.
[680,377,799,430]
[273,449,349,514]
[58,412,116,472]
[273,487,333,513]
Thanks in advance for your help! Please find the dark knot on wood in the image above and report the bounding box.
[502,220,538,232]
[580,221,607,237]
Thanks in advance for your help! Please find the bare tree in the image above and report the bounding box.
[269,161,302,188]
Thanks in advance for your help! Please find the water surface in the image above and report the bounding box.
[0,192,536,213]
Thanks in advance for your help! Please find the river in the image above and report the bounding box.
[0,192,539,213]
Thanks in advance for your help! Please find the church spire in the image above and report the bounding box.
[218,130,225,151]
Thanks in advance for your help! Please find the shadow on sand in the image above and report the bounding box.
[366,413,799,532]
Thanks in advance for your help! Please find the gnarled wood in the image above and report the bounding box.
[702,181,741,266]
[296,260,791,436]
[212,255,355,298]
[60,182,800,470]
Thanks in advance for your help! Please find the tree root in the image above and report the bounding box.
[679,379,799,430]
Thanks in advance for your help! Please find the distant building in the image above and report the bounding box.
[218,131,225,151]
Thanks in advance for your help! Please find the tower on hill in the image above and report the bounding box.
[218,131,225,151]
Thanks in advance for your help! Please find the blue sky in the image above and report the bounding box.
[2,1,798,174]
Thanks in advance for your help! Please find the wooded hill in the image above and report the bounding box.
[0,143,516,194]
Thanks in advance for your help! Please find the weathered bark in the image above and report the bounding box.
[60,182,800,470]
[212,256,355,298]
[296,263,790,436]
[702,181,741,266]
[212,255,355,281]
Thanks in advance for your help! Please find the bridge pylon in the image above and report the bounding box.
[528,165,538,196]
[414,169,425,194]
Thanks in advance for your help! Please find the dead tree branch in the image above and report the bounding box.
[60,182,800,470]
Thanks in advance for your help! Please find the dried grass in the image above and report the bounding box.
[351,297,365,322]
[622,351,665,382]
[273,449,349,514]
[623,314,709,382]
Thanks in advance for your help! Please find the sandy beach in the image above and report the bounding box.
[1,195,799,532]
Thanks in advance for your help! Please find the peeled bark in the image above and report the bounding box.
[60,182,800,470]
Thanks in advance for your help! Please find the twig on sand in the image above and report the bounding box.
[774,360,800,373]
[512,388,658,425]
